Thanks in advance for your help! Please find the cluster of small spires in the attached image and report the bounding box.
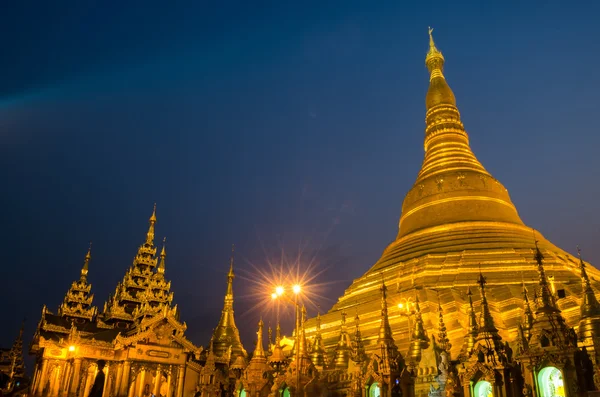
[58,204,174,326]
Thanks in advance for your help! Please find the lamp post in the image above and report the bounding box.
[271,284,302,397]
[397,297,415,340]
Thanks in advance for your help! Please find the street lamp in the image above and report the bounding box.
[270,284,303,396]
[397,297,416,340]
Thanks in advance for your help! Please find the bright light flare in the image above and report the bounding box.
[397,303,404,309]
[68,345,75,352]
[271,293,278,300]
[276,286,284,296]
[293,284,301,294]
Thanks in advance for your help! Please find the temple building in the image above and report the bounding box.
[26,30,600,397]
[29,206,204,397]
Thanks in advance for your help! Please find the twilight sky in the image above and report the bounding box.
[1,1,599,356]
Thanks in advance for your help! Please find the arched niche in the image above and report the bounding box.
[538,367,565,397]
[474,380,493,397]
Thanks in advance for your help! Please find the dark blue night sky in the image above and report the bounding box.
[1,1,599,357]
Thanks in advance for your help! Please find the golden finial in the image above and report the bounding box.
[425,26,445,69]
[81,242,92,281]
[150,203,157,222]
[85,241,92,261]
[145,204,157,245]
[158,237,167,273]
[428,26,435,47]
[160,237,167,258]
[228,244,235,278]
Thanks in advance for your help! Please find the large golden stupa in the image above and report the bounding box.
[305,29,600,365]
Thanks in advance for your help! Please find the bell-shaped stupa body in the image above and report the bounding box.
[304,29,600,368]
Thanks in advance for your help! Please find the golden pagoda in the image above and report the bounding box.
[305,26,600,382]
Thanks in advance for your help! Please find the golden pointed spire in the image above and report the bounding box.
[477,271,498,333]
[157,237,167,274]
[267,324,273,353]
[577,246,600,318]
[146,203,157,245]
[310,312,326,367]
[425,27,454,108]
[462,286,478,356]
[351,310,367,363]
[397,29,523,238]
[298,305,308,359]
[275,319,282,343]
[80,242,92,281]
[521,281,535,339]
[377,280,398,359]
[334,310,351,369]
[533,234,557,312]
[408,294,429,364]
[437,294,451,354]
[253,318,266,359]
[227,244,235,294]
[211,246,245,359]
[426,27,445,73]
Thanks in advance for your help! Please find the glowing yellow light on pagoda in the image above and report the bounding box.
[68,345,76,352]
[292,284,301,294]
[276,286,284,296]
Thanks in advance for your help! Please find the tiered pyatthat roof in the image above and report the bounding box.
[57,244,97,323]
[407,296,429,365]
[376,282,402,374]
[310,313,326,368]
[8,322,25,380]
[578,247,600,346]
[471,272,508,364]
[351,312,367,364]
[211,246,247,360]
[458,287,478,359]
[102,205,175,327]
[522,241,577,351]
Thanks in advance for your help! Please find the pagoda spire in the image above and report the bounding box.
[533,237,559,313]
[351,311,367,364]
[437,296,451,355]
[477,272,499,335]
[298,305,309,359]
[146,203,157,245]
[462,287,478,356]
[334,310,351,369]
[269,319,286,367]
[408,295,429,364]
[58,245,97,322]
[578,247,600,318]
[377,281,396,348]
[8,321,25,381]
[398,28,523,238]
[80,242,92,282]
[211,245,246,359]
[253,318,266,359]
[377,280,401,374]
[521,282,535,340]
[157,237,167,276]
[310,313,326,368]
